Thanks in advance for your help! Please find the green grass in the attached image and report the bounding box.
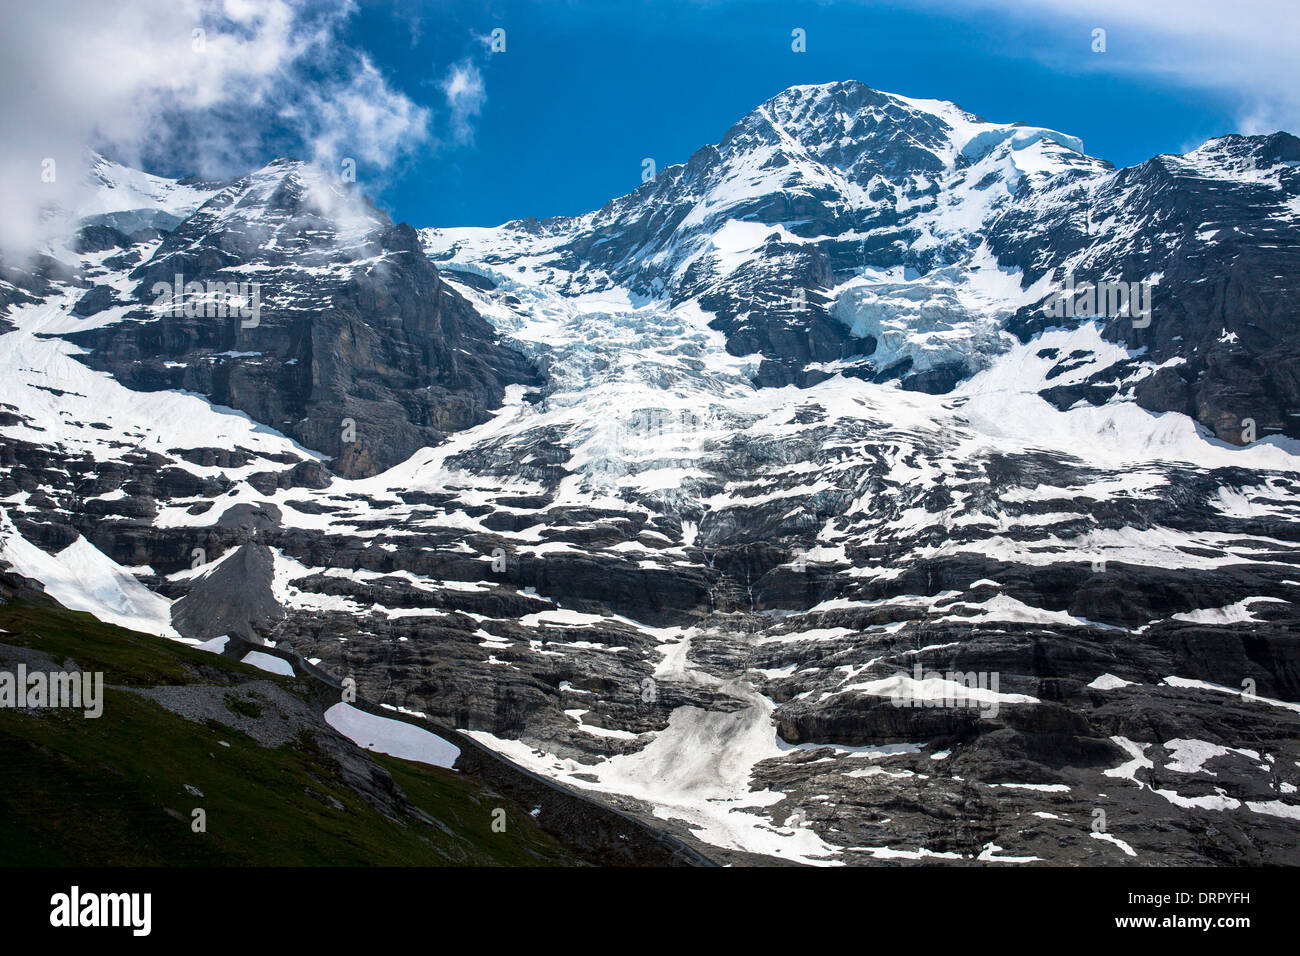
[224,693,263,719]
[0,597,581,866]
[0,598,266,688]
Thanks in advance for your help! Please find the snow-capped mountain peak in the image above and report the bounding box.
[3,79,1300,867]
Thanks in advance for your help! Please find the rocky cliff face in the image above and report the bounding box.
[61,157,541,478]
[992,132,1300,445]
[3,87,1300,866]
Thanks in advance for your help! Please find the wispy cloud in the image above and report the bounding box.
[302,55,431,170]
[919,0,1300,136]
[441,60,487,145]
[0,0,429,257]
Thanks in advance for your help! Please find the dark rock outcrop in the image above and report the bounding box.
[63,159,542,477]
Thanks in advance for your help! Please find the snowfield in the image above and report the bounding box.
[324,703,461,770]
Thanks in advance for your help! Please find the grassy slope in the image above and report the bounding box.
[0,598,582,866]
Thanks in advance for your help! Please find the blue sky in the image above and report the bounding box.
[334,0,1284,228]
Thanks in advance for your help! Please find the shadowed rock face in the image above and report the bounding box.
[63,158,542,477]
[994,132,1300,444]
[170,543,283,643]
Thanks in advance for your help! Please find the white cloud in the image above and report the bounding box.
[0,0,429,259]
[442,60,487,145]
[920,0,1300,136]
[303,55,431,169]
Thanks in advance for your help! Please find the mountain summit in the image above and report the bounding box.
[427,80,1300,435]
